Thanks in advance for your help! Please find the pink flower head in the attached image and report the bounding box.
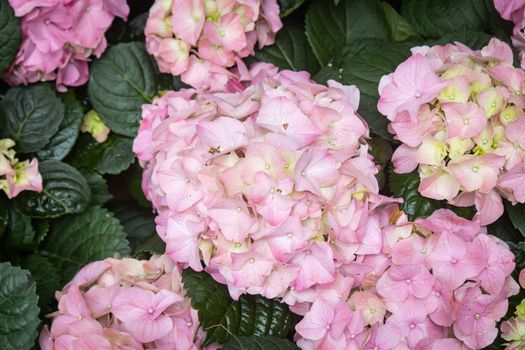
[134,63,391,305]
[5,0,129,91]
[145,0,282,90]
[40,255,209,349]
[293,209,516,350]
[379,38,525,224]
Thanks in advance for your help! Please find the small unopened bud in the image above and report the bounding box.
[81,110,110,143]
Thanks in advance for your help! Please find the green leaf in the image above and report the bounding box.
[222,335,299,350]
[401,0,490,38]
[505,201,525,238]
[255,19,319,74]
[21,254,61,314]
[126,163,151,208]
[380,1,421,42]
[0,195,8,238]
[2,206,35,251]
[431,28,492,50]
[81,170,112,205]
[0,0,21,74]
[315,40,413,139]
[134,234,165,256]
[71,134,135,175]
[1,85,64,153]
[277,0,306,17]
[88,42,161,137]
[14,160,91,218]
[44,206,130,283]
[33,218,50,246]
[0,262,40,350]
[305,0,389,65]
[37,91,83,160]
[107,201,156,252]
[183,269,298,346]
[389,169,442,221]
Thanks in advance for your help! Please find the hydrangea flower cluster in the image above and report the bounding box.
[39,254,208,350]
[133,62,403,307]
[494,0,525,68]
[500,269,525,350]
[0,138,42,198]
[378,38,525,225]
[295,209,518,350]
[4,0,129,91]
[145,0,282,90]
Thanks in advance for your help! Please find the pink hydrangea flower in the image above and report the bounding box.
[4,0,129,91]
[379,38,525,224]
[145,0,282,90]
[0,138,42,198]
[40,255,211,349]
[494,0,525,69]
[295,209,517,350]
[134,62,403,306]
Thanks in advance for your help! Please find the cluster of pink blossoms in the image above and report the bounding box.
[378,38,525,225]
[494,0,525,68]
[39,254,209,350]
[0,138,42,198]
[4,0,129,91]
[133,62,405,309]
[295,209,518,350]
[145,0,282,90]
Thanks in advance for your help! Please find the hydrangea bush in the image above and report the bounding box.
[2,0,525,349]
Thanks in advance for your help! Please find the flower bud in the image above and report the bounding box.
[81,110,111,143]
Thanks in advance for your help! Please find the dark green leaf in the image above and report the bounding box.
[401,0,490,38]
[82,170,112,205]
[0,0,21,74]
[505,201,525,238]
[278,0,306,17]
[1,85,64,153]
[305,0,389,65]
[222,335,299,350]
[37,91,83,160]
[255,19,319,74]
[21,254,61,314]
[431,28,492,50]
[127,163,151,208]
[315,40,413,139]
[88,42,161,137]
[33,218,50,246]
[380,1,421,42]
[0,195,8,238]
[44,206,130,283]
[107,200,156,252]
[14,160,91,218]
[71,134,135,175]
[389,169,442,221]
[2,206,35,251]
[183,269,298,346]
[0,262,40,350]
[134,234,165,256]
[489,209,523,244]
